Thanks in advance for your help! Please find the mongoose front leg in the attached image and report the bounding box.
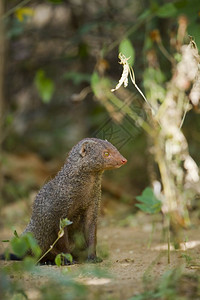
[84,203,102,263]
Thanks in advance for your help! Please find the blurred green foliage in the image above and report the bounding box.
[3,231,41,259]
[1,0,200,206]
[119,38,135,66]
[136,187,161,214]
[55,253,73,266]
[34,69,55,103]
[63,71,91,86]
[129,267,200,300]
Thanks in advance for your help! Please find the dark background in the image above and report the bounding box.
[1,0,200,206]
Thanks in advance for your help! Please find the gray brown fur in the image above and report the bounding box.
[23,138,127,263]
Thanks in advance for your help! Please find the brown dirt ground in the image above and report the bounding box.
[1,199,200,300]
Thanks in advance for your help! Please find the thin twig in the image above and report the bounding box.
[167,215,171,264]
[36,235,61,264]
[129,67,155,113]
[0,0,5,205]
[0,0,31,20]
[157,41,175,65]
[104,13,154,55]
[179,100,190,129]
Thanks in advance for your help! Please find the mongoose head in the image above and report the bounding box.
[68,138,127,172]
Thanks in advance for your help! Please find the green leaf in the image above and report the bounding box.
[14,230,19,238]
[15,7,34,22]
[63,71,91,85]
[136,187,161,214]
[138,9,151,21]
[156,3,177,18]
[25,233,41,258]
[62,253,73,263]
[119,38,135,66]
[55,253,73,266]
[91,72,100,96]
[4,249,10,260]
[11,236,29,257]
[55,254,62,266]
[47,0,63,3]
[188,24,200,50]
[136,203,153,214]
[60,218,73,230]
[11,233,41,259]
[6,19,24,39]
[174,0,188,9]
[91,72,99,86]
[22,256,37,271]
[34,69,55,103]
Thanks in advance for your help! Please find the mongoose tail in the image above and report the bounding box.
[0,253,21,261]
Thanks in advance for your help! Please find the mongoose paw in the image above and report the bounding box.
[62,257,77,265]
[39,258,76,266]
[86,256,103,263]
[40,260,56,266]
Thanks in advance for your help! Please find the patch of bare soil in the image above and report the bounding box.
[1,201,200,300]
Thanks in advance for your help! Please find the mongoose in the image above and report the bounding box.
[3,138,127,263]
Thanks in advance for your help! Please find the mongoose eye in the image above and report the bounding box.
[104,151,110,157]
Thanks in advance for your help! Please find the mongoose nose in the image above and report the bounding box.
[121,158,127,164]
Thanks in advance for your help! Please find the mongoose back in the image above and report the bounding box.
[10,138,127,263]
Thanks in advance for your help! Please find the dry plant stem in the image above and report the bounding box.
[143,251,165,283]
[0,0,5,204]
[167,215,171,264]
[157,41,175,65]
[179,99,190,129]
[129,68,152,110]
[147,221,155,249]
[108,91,154,136]
[157,156,173,264]
[155,143,176,212]
[154,138,176,264]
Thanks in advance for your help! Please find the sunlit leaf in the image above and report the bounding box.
[136,187,161,214]
[55,254,62,266]
[156,3,177,18]
[91,72,100,96]
[119,39,135,66]
[25,233,41,258]
[15,7,34,22]
[11,233,41,259]
[62,253,73,263]
[55,253,73,266]
[34,69,55,103]
[188,24,200,49]
[11,236,29,257]
[63,71,91,85]
[60,218,73,229]
[23,256,37,271]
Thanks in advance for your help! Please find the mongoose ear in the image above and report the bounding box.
[79,143,87,157]
[79,140,98,157]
